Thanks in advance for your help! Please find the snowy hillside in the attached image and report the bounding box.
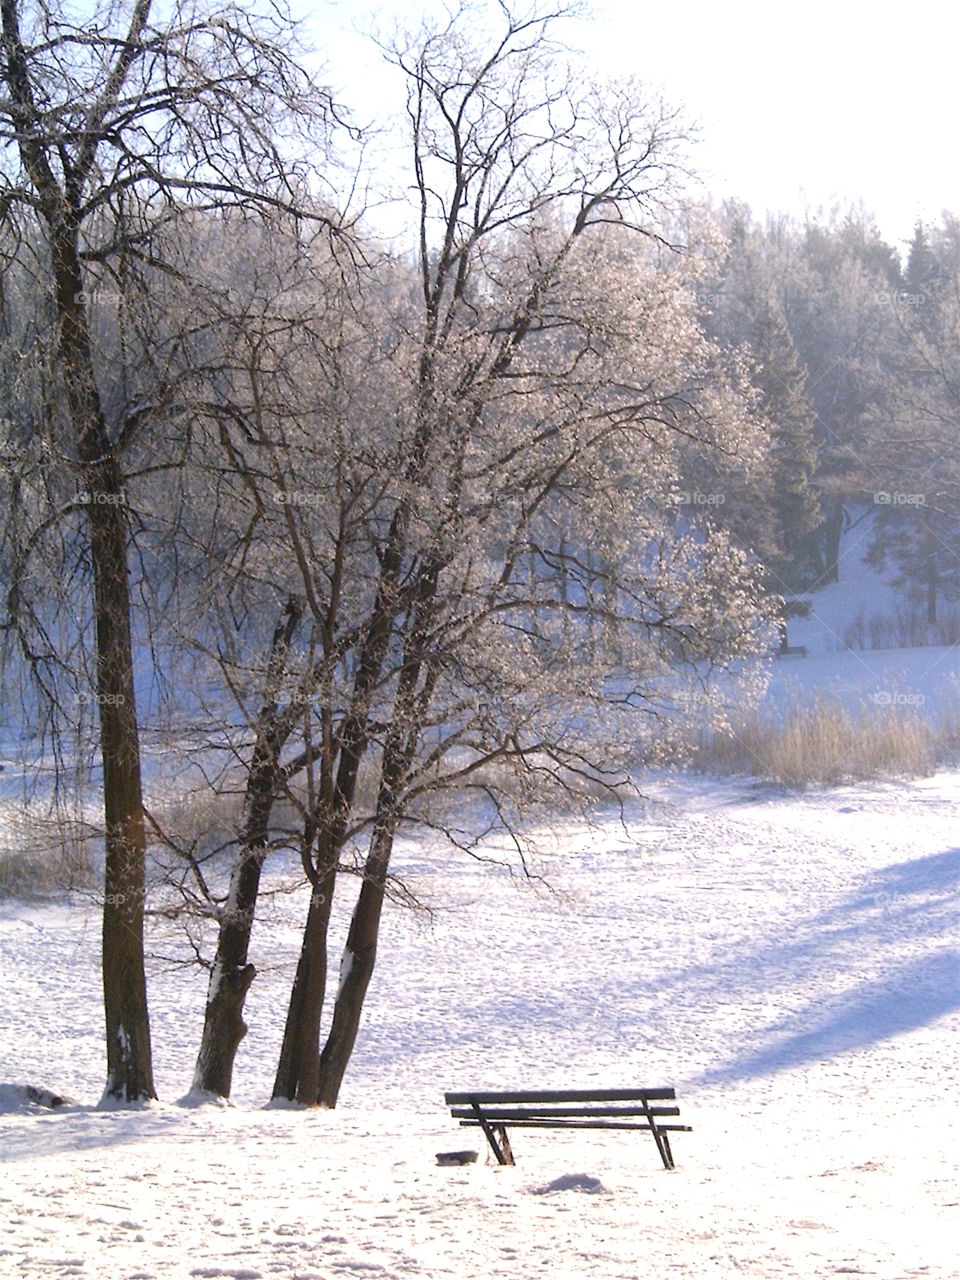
[744,515,960,734]
[1,771,957,1279]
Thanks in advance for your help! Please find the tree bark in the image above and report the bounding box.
[270,521,412,1101]
[92,469,156,1103]
[311,595,436,1108]
[55,229,155,1102]
[193,597,303,1097]
[3,0,157,1105]
[820,499,846,586]
[925,538,938,626]
[316,820,395,1108]
[191,843,264,1099]
[271,859,336,1104]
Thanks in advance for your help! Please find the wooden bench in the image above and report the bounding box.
[444,1087,691,1170]
[775,643,808,658]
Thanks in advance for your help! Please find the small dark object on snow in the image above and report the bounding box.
[435,1149,478,1166]
[26,1085,67,1108]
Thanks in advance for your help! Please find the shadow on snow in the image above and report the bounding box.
[684,847,960,1085]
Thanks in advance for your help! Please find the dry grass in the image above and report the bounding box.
[0,804,98,898]
[147,784,244,860]
[4,682,959,898]
[690,694,959,787]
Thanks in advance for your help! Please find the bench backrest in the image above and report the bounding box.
[446,1088,676,1106]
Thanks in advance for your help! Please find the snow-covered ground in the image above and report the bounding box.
[1,768,957,1279]
[757,522,960,722]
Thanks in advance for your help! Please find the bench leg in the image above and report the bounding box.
[472,1103,514,1166]
[643,1107,673,1170]
[495,1124,514,1166]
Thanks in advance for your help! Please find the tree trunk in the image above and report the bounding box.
[271,270,445,1106]
[48,224,155,1102]
[191,843,265,1098]
[820,499,846,586]
[93,479,155,1103]
[585,548,598,661]
[925,540,938,626]
[193,598,302,1097]
[601,555,621,661]
[270,536,414,1103]
[272,687,418,1107]
[307,564,439,1107]
[271,860,336,1104]
[316,821,395,1108]
[559,536,571,647]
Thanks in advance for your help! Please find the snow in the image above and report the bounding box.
[760,642,960,724]
[745,514,960,719]
[1,769,958,1278]
[1,520,958,1276]
[337,946,355,998]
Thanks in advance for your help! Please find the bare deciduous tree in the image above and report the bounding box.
[182,2,773,1106]
[0,0,339,1101]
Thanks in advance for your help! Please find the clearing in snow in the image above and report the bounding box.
[0,769,957,1278]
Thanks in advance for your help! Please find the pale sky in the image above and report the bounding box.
[304,0,960,255]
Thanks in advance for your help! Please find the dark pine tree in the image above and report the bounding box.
[749,299,821,594]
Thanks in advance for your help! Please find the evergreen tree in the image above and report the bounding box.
[867,219,960,628]
[749,299,821,593]
[905,222,941,294]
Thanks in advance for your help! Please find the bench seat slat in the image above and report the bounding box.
[444,1088,676,1105]
[457,1118,693,1133]
[449,1105,681,1121]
